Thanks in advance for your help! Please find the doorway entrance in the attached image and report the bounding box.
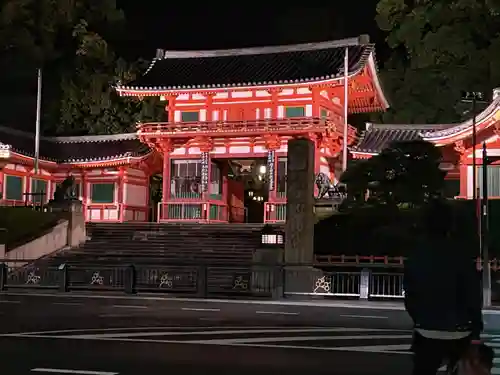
[149,173,163,222]
[224,158,269,223]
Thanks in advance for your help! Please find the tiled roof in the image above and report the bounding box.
[351,123,452,154]
[0,126,151,163]
[421,95,500,140]
[116,36,374,92]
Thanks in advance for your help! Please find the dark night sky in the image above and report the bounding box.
[116,2,386,61]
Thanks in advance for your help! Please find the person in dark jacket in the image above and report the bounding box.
[404,199,483,375]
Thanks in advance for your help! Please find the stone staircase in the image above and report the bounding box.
[49,222,283,266]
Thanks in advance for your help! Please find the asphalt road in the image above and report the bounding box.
[0,293,424,375]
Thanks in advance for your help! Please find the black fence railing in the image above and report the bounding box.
[3,259,500,302]
[0,260,408,300]
[0,262,281,298]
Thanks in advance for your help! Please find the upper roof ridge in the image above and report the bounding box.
[156,35,370,60]
[52,133,138,143]
[367,123,452,131]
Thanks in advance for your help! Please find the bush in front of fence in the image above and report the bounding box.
[314,199,498,258]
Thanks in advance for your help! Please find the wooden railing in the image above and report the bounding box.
[264,201,286,223]
[137,117,357,139]
[157,200,227,223]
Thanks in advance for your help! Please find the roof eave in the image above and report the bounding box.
[61,151,153,168]
[367,52,389,110]
[115,68,367,96]
[421,97,500,142]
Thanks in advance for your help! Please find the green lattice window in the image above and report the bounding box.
[5,175,22,201]
[91,183,115,203]
[320,108,329,119]
[285,106,305,118]
[31,179,47,204]
[181,111,199,122]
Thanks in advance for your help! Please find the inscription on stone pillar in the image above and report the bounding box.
[200,152,209,192]
[267,150,275,191]
[285,138,315,264]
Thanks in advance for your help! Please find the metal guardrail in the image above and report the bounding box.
[0,261,405,300]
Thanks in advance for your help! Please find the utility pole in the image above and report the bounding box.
[34,68,42,175]
[461,92,487,254]
[481,142,491,307]
[342,46,349,172]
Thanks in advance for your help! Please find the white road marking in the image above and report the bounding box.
[31,368,118,375]
[333,344,411,355]
[0,325,288,336]
[340,314,388,319]
[111,305,147,309]
[256,311,299,316]
[192,341,410,353]
[1,327,402,340]
[65,327,398,339]
[199,317,222,321]
[0,300,20,304]
[181,307,220,312]
[15,335,414,353]
[52,303,82,306]
[191,334,412,345]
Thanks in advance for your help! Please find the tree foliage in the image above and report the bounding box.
[0,0,163,136]
[376,0,500,124]
[340,140,445,208]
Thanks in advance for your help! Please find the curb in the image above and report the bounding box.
[0,291,407,310]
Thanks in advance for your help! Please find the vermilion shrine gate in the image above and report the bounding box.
[114,36,387,223]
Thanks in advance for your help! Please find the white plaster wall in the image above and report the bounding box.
[306,104,313,116]
[467,165,473,199]
[88,208,119,221]
[123,183,147,206]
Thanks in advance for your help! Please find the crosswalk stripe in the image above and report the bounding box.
[481,335,500,374]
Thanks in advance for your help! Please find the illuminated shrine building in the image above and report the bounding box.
[0,35,390,223]
[352,89,500,200]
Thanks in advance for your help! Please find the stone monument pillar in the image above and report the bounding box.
[284,138,319,294]
[48,201,86,248]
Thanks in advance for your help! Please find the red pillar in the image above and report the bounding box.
[222,163,229,221]
[459,162,468,198]
[162,152,171,220]
[313,137,321,197]
[0,166,4,202]
[118,167,125,221]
